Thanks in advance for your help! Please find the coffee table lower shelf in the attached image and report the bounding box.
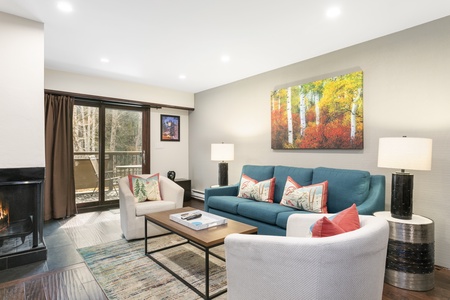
[144,207,257,300]
[145,234,226,299]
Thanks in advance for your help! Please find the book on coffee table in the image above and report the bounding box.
[169,210,227,230]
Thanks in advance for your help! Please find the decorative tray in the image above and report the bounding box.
[169,210,227,230]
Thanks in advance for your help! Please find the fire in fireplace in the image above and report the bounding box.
[0,200,9,232]
[0,167,47,270]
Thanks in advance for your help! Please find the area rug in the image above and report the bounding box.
[77,234,227,300]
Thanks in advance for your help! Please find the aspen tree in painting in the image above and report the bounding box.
[271,70,363,149]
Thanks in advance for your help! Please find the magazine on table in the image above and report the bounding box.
[170,210,227,230]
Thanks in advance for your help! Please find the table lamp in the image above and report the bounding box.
[377,137,432,219]
[211,143,234,186]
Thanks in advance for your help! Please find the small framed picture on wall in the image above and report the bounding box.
[161,114,180,141]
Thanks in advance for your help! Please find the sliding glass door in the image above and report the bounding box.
[73,100,149,209]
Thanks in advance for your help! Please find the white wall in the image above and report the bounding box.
[0,12,44,168]
[45,69,194,108]
[45,70,193,180]
[150,108,189,179]
[191,16,450,268]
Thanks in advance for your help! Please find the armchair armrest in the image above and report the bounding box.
[118,176,139,235]
[286,213,334,237]
[225,215,389,300]
[159,176,184,209]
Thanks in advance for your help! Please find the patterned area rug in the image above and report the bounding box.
[78,234,227,300]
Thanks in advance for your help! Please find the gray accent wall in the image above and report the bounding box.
[191,16,450,268]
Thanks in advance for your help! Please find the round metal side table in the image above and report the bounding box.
[374,211,434,291]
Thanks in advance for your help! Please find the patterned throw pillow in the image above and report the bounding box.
[311,204,360,237]
[280,176,328,213]
[237,174,275,203]
[128,174,162,202]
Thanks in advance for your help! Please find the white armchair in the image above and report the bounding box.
[225,214,389,300]
[119,175,184,240]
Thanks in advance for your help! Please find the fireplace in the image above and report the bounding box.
[0,168,47,270]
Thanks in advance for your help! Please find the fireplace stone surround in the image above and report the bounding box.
[0,167,47,270]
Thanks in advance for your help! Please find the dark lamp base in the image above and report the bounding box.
[391,172,414,220]
[218,162,228,186]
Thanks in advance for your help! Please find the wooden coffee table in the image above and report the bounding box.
[144,207,257,299]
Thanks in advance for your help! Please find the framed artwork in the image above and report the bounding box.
[161,115,180,141]
[271,70,363,150]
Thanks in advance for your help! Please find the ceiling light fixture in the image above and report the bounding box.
[179,74,186,80]
[100,58,110,63]
[221,55,230,63]
[57,2,73,13]
[326,6,341,18]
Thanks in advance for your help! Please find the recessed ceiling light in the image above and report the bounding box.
[221,55,230,63]
[100,58,110,63]
[57,2,73,13]
[326,6,341,18]
[179,74,186,80]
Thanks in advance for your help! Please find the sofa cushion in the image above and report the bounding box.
[312,167,370,213]
[237,174,275,202]
[208,196,253,214]
[241,165,275,182]
[237,202,293,225]
[273,166,313,203]
[279,177,328,213]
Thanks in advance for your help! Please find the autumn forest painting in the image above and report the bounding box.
[271,70,363,149]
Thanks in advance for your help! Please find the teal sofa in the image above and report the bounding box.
[204,165,385,235]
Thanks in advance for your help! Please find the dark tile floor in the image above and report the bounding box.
[0,200,202,285]
[1,200,449,300]
[0,218,84,284]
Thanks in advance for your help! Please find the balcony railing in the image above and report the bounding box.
[74,151,142,203]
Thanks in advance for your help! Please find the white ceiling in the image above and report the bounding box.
[1,1,450,93]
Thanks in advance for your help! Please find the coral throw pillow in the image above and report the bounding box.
[237,174,275,203]
[280,176,328,213]
[128,174,162,202]
[311,204,360,237]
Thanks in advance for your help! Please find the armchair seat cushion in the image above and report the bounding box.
[135,200,176,217]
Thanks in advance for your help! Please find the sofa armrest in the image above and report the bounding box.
[204,184,239,211]
[356,175,385,215]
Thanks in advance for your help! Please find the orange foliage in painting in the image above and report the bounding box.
[271,71,363,149]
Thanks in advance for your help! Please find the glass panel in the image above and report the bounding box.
[104,108,143,201]
[73,105,100,204]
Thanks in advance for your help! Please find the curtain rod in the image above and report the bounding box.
[44,89,195,111]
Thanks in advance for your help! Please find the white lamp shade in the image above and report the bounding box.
[211,143,234,161]
[378,137,432,171]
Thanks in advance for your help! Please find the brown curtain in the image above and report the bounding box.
[44,93,77,220]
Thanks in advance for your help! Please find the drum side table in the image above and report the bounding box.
[374,211,435,291]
